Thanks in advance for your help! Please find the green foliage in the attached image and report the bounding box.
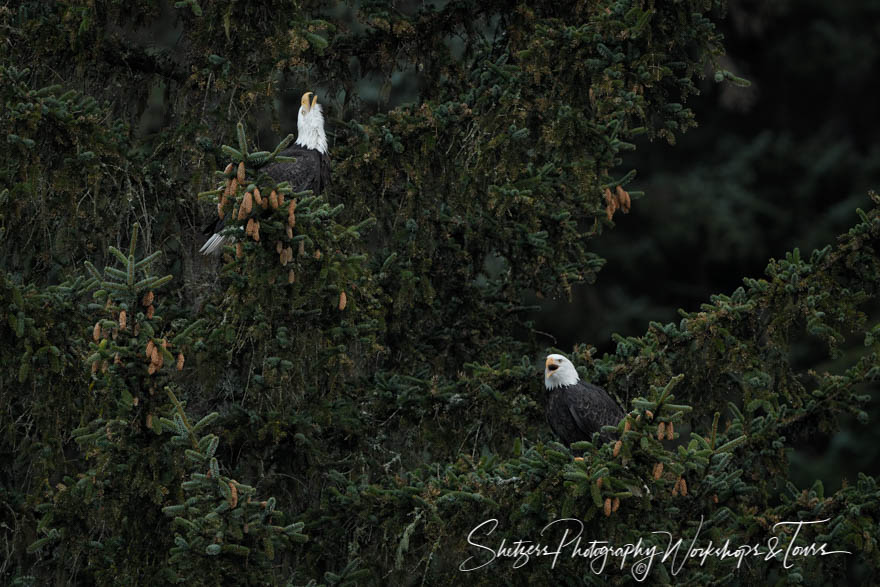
[161,388,305,582]
[1,1,878,585]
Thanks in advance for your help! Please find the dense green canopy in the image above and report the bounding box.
[1,1,878,584]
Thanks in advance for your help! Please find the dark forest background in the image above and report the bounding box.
[541,0,880,496]
[1,0,879,585]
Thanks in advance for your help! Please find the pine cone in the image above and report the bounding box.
[615,184,631,213]
[288,269,295,284]
[604,187,617,221]
[613,440,622,457]
[653,462,664,480]
[657,422,666,440]
[119,310,127,330]
[92,321,101,342]
[229,482,239,508]
[666,421,675,441]
[612,497,620,512]
[237,161,246,184]
[142,291,154,306]
[339,291,347,310]
[242,190,253,215]
[604,498,612,517]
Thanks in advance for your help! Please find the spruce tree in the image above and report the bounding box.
[1,2,877,585]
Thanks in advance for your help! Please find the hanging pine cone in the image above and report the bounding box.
[616,184,631,213]
[604,187,617,221]
[243,190,253,215]
[229,482,239,508]
[652,462,664,480]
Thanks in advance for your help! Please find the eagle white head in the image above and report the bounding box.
[544,354,580,390]
[296,91,328,154]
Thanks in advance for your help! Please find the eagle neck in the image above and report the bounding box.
[296,105,328,154]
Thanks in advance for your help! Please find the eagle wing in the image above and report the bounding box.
[565,381,624,443]
[263,146,328,193]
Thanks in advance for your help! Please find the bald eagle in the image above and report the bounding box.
[200,91,331,255]
[544,354,624,446]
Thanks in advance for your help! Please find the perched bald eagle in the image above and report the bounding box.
[200,91,331,255]
[544,354,624,446]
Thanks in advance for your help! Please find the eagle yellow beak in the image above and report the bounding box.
[301,91,317,113]
[545,356,559,374]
